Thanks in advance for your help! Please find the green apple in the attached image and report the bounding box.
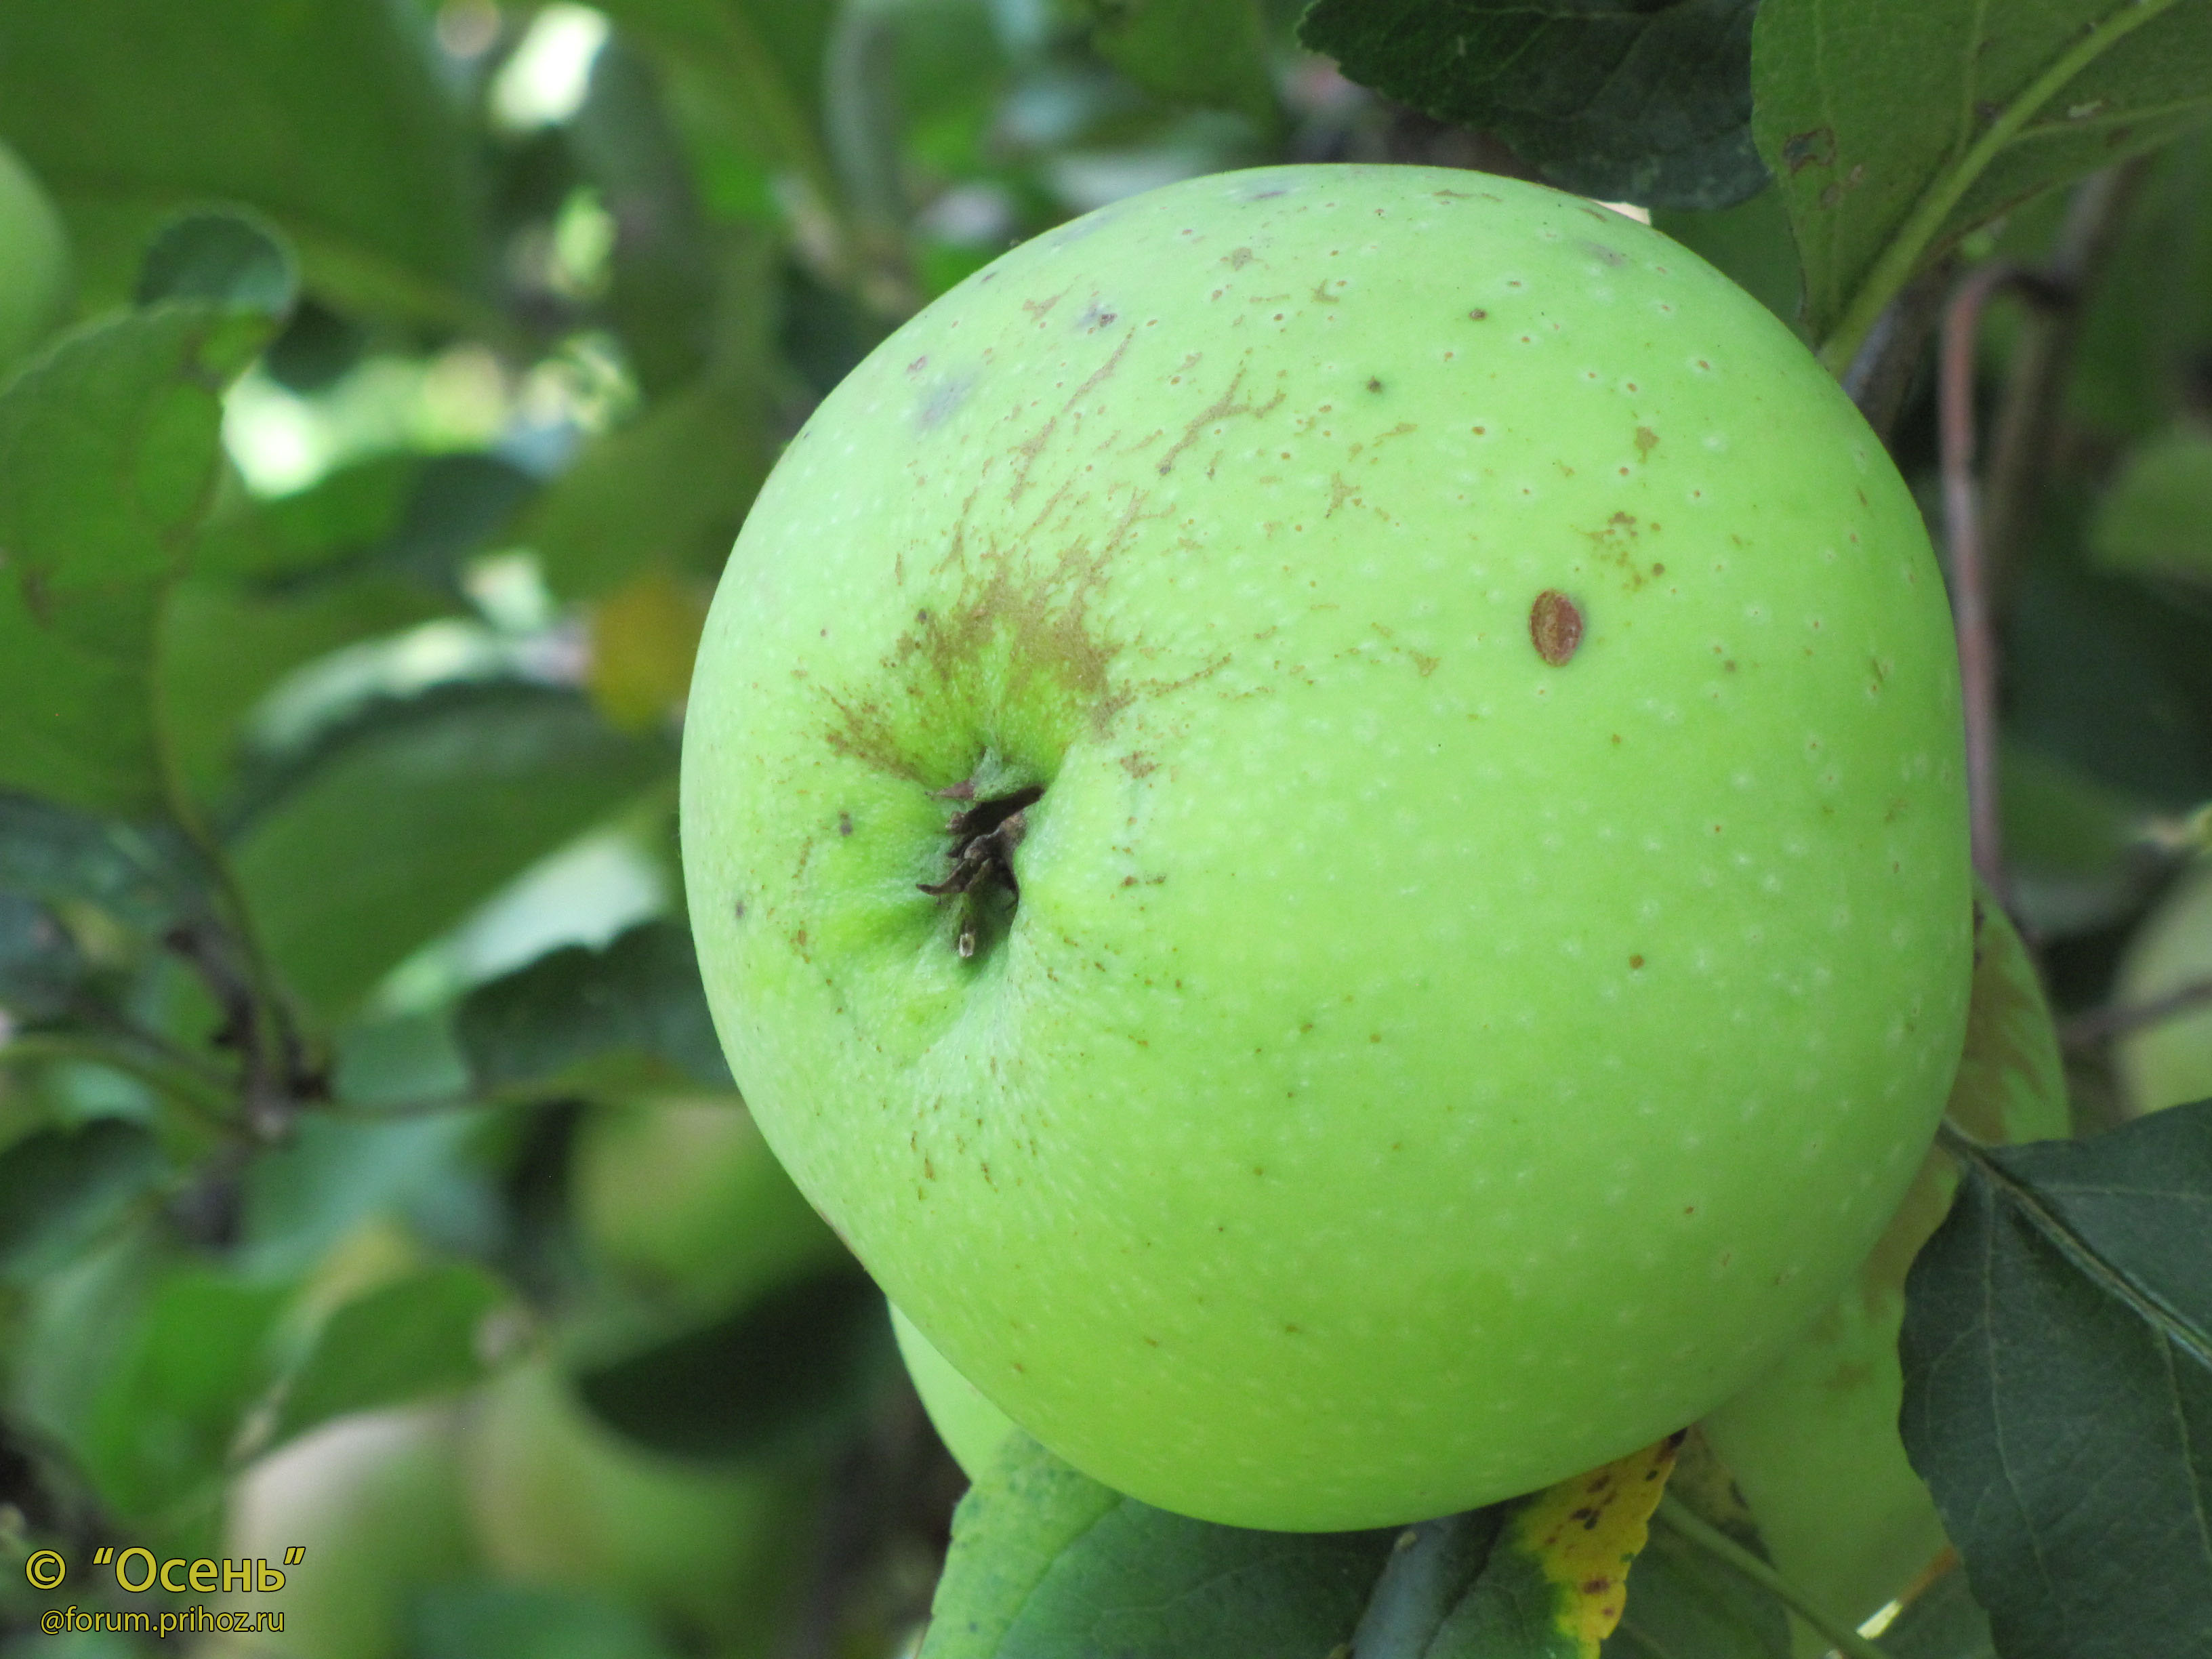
[462,1357,806,1656]
[573,1092,848,1315]
[216,1404,478,1659]
[681,163,1972,1529]
[2112,859,2212,1117]
[890,1300,1015,1481]
[1701,892,2070,1652]
[0,139,68,380]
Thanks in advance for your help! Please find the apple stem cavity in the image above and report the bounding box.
[921,781,1044,959]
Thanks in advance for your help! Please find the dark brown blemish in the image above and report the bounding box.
[1783,126,1837,175]
[838,812,854,836]
[1530,590,1584,666]
[1366,377,1384,393]
[733,899,746,921]
[1635,426,1659,457]
[1468,308,1488,321]
[1630,954,1644,968]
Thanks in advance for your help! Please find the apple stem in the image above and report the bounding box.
[921,781,1042,957]
[1653,1494,1896,1659]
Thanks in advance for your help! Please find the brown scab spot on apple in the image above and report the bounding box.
[1530,590,1584,665]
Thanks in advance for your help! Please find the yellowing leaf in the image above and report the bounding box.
[1504,1433,1684,1656]
[587,567,710,731]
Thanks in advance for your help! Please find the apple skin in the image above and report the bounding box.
[216,1405,478,1659]
[0,140,67,380]
[2112,861,2212,1118]
[1700,893,2070,1652]
[462,1357,807,1656]
[682,163,1971,1529]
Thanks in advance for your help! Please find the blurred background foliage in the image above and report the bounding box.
[0,1,2205,1656]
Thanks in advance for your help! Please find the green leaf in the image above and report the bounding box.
[456,920,729,1100]
[1898,1103,2212,1659]
[270,1263,507,1446]
[135,210,298,313]
[412,1584,681,1659]
[157,571,455,804]
[0,295,289,814]
[518,372,777,600]
[192,455,420,584]
[1752,0,2212,368]
[227,685,674,1019]
[2091,426,2212,587]
[1298,0,1765,210]
[79,1265,293,1521]
[0,891,88,1024]
[0,1119,163,1280]
[593,0,844,218]
[920,1433,1398,1659]
[0,0,489,327]
[0,792,203,933]
[571,42,722,398]
[1601,1523,1791,1658]
[573,1266,890,1461]
[1652,187,1806,333]
[1084,0,1279,133]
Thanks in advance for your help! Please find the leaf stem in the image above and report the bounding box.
[1816,0,2185,375]
[1653,1494,1893,1659]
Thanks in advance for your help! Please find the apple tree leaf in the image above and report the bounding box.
[411,1584,682,1659]
[589,0,844,218]
[0,792,203,933]
[0,0,488,326]
[918,1433,1399,1659]
[0,1120,164,1282]
[0,218,294,816]
[1898,1101,2212,1659]
[157,572,455,805]
[1080,0,1281,134]
[268,1262,508,1448]
[1429,1436,1680,1658]
[1296,0,1766,211]
[518,346,778,604]
[135,209,298,313]
[2090,428,2212,588]
[455,920,730,1101]
[0,892,89,1027]
[77,1264,294,1522]
[1600,1521,1793,1658]
[226,684,673,1019]
[1751,0,2212,371]
[572,1266,889,1460]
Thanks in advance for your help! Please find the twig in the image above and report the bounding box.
[1940,262,2025,898]
[1842,260,1954,443]
[1654,1494,1893,1659]
[2060,975,2212,1050]
[1980,159,2155,585]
